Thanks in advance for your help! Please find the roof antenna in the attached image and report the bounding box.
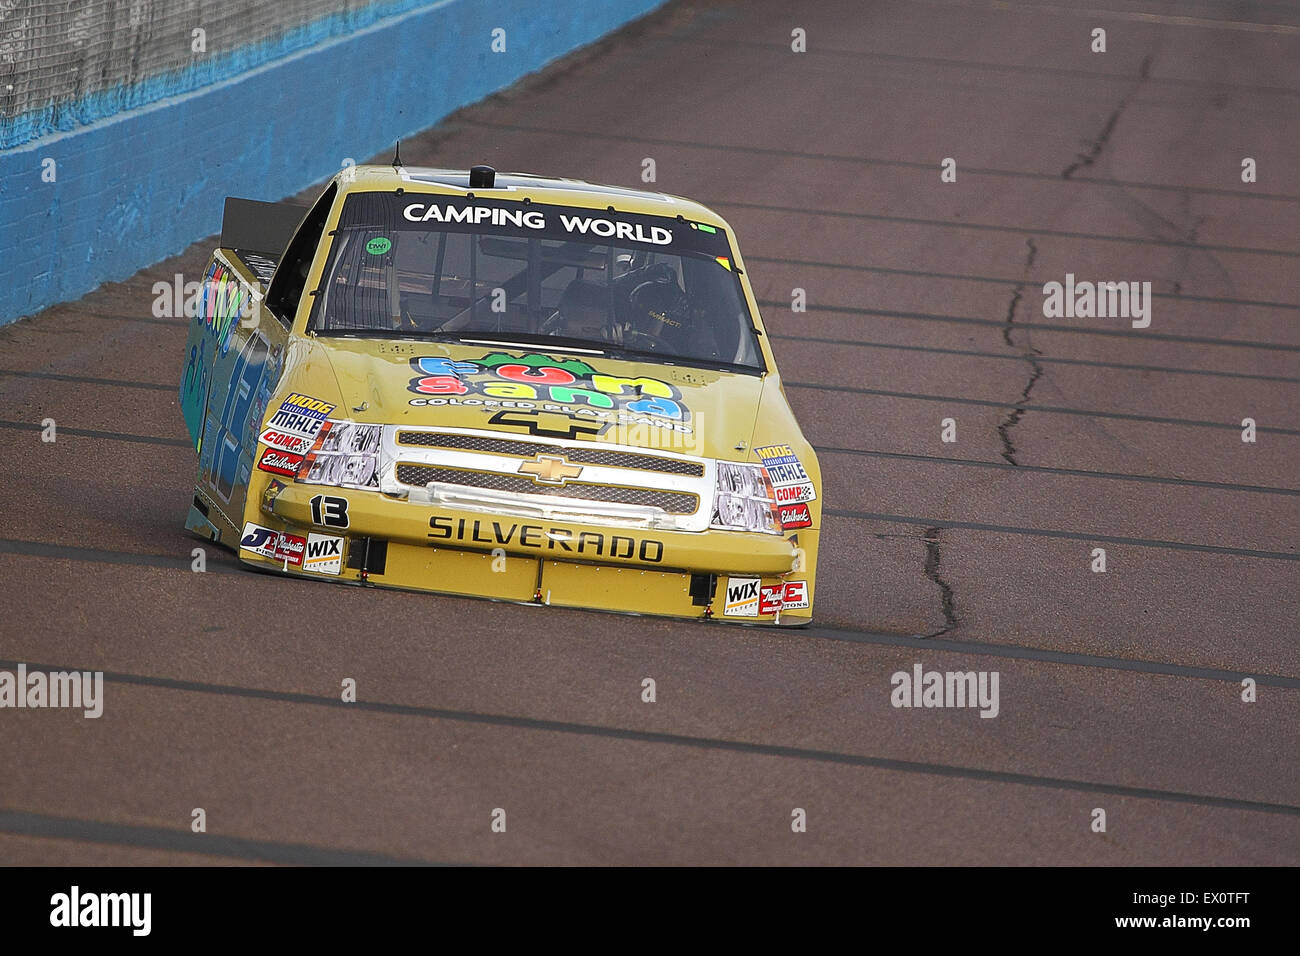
[391,141,404,169]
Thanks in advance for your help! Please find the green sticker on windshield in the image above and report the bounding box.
[366,237,392,255]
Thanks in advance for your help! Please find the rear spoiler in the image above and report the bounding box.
[220,197,309,258]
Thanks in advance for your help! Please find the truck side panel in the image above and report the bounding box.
[180,251,288,548]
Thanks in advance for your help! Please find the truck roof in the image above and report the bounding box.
[335,164,731,229]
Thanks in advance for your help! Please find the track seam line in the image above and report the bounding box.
[716,198,1300,259]
[749,254,1300,313]
[1,658,1295,817]
[768,335,1300,385]
[0,421,190,447]
[755,299,1300,352]
[0,810,454,866]
[670,35,1300,102]
[798,626,1300,689]
[815,445,1300,496]
[786,383,1300,435]
[461,119,1300,205]
[823,510,1300,561]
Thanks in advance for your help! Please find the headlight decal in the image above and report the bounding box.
[296,420,384,488]
[710,461,780,534]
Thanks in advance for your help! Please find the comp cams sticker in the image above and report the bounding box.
[259,426,315,455]
[754,443,816,505]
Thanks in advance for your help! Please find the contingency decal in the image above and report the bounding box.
[303,533,344,574]
[265,393,336,443]
[242,522,334,573]
[407,352,692,437]
[754,443,816,505]
[239,522,279,559]
[777,502,812,530]
[723,577,760,617]
[259,426,316,455]
[261,479,286,516]
[273,532,306,567]
[258,447,304,477]
[759,581,809,615]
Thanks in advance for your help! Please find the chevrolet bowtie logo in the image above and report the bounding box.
[517,455,583,485]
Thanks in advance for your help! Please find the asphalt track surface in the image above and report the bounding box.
[1,0,1297,865]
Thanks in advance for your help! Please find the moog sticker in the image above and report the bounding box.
[754,443,816,504]
[265,393,336,442]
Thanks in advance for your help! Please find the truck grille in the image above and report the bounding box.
[395,464,698,514]
[395,431,704,477]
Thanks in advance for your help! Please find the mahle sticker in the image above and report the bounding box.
[366,237,392,255]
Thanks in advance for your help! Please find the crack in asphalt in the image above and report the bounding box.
[922,526,958,638]
[1062,54,1152,179]
[996,238,1041,466]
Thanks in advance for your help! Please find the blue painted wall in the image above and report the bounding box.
[0,0,666,326]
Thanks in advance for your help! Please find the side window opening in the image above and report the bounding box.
[266,183,337,324]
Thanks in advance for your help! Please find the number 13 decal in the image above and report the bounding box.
[310,495,349,528]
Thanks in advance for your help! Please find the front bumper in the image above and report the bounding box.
[245,481,817,624]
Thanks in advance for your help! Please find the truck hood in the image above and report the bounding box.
[301,337,764,460]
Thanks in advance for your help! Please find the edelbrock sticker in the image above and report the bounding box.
[778,502,812,530]
[258,447,303,477]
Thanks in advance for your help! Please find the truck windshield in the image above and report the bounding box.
[308,192,764,371]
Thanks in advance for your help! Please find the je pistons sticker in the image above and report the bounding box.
[239,522,279,559]
[754,443,816,504]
